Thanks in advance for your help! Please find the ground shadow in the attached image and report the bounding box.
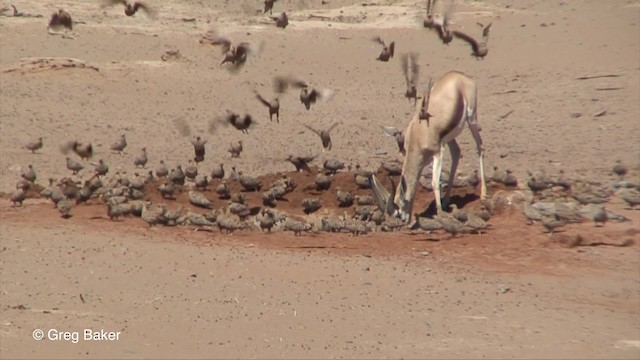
[417,193,480,218]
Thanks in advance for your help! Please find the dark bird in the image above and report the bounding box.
[452,22,492,59]
[191,136,207,163]
[211,111,256,134]
[373,36,395,62]
[286,155,315,172]
[263,0,279,14]
[201,32,262,72]
[61,140,93,160]
[272,75,335,110]
[272,11,288,28]
[303,122,340,152]
[103,0,156,17]
[400,52,420,104]
[254,90,280,123]
[48,9,73,32]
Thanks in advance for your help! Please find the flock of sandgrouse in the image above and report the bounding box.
[6,0,640,237]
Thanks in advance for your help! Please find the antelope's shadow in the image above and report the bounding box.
[416,193,480,218]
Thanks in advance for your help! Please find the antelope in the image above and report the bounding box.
[372,71,487,223]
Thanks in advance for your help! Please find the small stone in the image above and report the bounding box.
[420,251,430,257]
[497,285,511,294]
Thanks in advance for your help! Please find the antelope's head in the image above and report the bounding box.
[370,174,412,224]
[392,175,413,223]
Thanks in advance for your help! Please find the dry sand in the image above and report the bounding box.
[1,0,640,358]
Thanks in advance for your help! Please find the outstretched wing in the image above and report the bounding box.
[102,0,127,8]
[382,126,399,137]
[388,41,395,57]
[254,91,271,107]
[400,53,410,84]
[409,53,419,84]
[303,124,321,136]
[452,30,479,53]
[209,36,232,53]
[482,22,492,42]
[326,121,340,133]
[273,75,308,93]
[133,2,157,17]
[372,36,385,46]
[369,174,391,215]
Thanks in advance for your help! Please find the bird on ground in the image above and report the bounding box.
[272,12,288,28]
[134,147,148,168]
[227,141,243,158]
[323,159,345,175]
[25,137,43,153]
[66,157,83,175]
[110,134,127,154]
[191,136,207,163]
[612,160,628,180]
[21,164,36,182]
[188,191,214,209]
[211,163,225,180]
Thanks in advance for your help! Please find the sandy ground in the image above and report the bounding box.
[1,0,640,358]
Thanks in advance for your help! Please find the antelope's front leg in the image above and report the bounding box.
[442,139,461,210]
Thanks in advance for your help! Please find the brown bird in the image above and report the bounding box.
[263,0,279,14]
[61,140,93,160]
[48,9,73,32]
[191,136,207,163]
[211,111,256,134]
[373,36,395,61]
[452,22,492,59]
[286,155,315,172]
[382,126,406,156]
[303,122,339,152]
[612,160,628,180]
[201,32,262,72]
[228,141,243,158]
[400,52,420,104]
[25,137,43,153]
[103,0,156,17]
[272,11,288,28]
[110,134,127,154]
[254,90,280,123]
[272,75,334,110]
